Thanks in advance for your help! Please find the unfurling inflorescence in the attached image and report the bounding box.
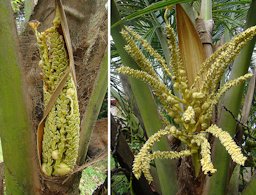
[117,16,256,183]
[30,9,80,176]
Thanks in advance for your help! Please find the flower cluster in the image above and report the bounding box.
[30,9,80,176]
[118,18,256,182]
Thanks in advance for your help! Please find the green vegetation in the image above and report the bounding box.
[11,0,24,13]
[79,159,107,194]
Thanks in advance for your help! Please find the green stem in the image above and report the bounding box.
[207,0,256,194]
[192,152,201,177]
[111,1,177,194]
[200,0,212,20]
[199,0,213,58]
[0,1,41,194]
[228,165,240,195]
[78,49,108,164]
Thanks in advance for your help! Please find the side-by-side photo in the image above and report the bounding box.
[111,0,256,194]
[1,0,256,195]
[0,0,107,194]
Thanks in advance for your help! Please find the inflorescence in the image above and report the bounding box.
[30,9,80,176]
[117,16,256,183]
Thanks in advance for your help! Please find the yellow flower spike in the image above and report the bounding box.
[151,150,191,160]
[117,66,185,110]
[165,25,188,92]
[120,29,158,78]
[192,134,217,175]
[200,26,256,92]
[211,73,253,105]
[31,8,80,176]
[193,26,256,90]
[124,26,172,79]
[206,125,247,165]
[133,126,181,182]
[134,154,153,182]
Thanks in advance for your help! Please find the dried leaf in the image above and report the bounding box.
[176,4,206,87]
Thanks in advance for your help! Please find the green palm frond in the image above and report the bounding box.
[212,0,251,41]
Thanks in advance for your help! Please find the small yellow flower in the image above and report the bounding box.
[183,106,195,124]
